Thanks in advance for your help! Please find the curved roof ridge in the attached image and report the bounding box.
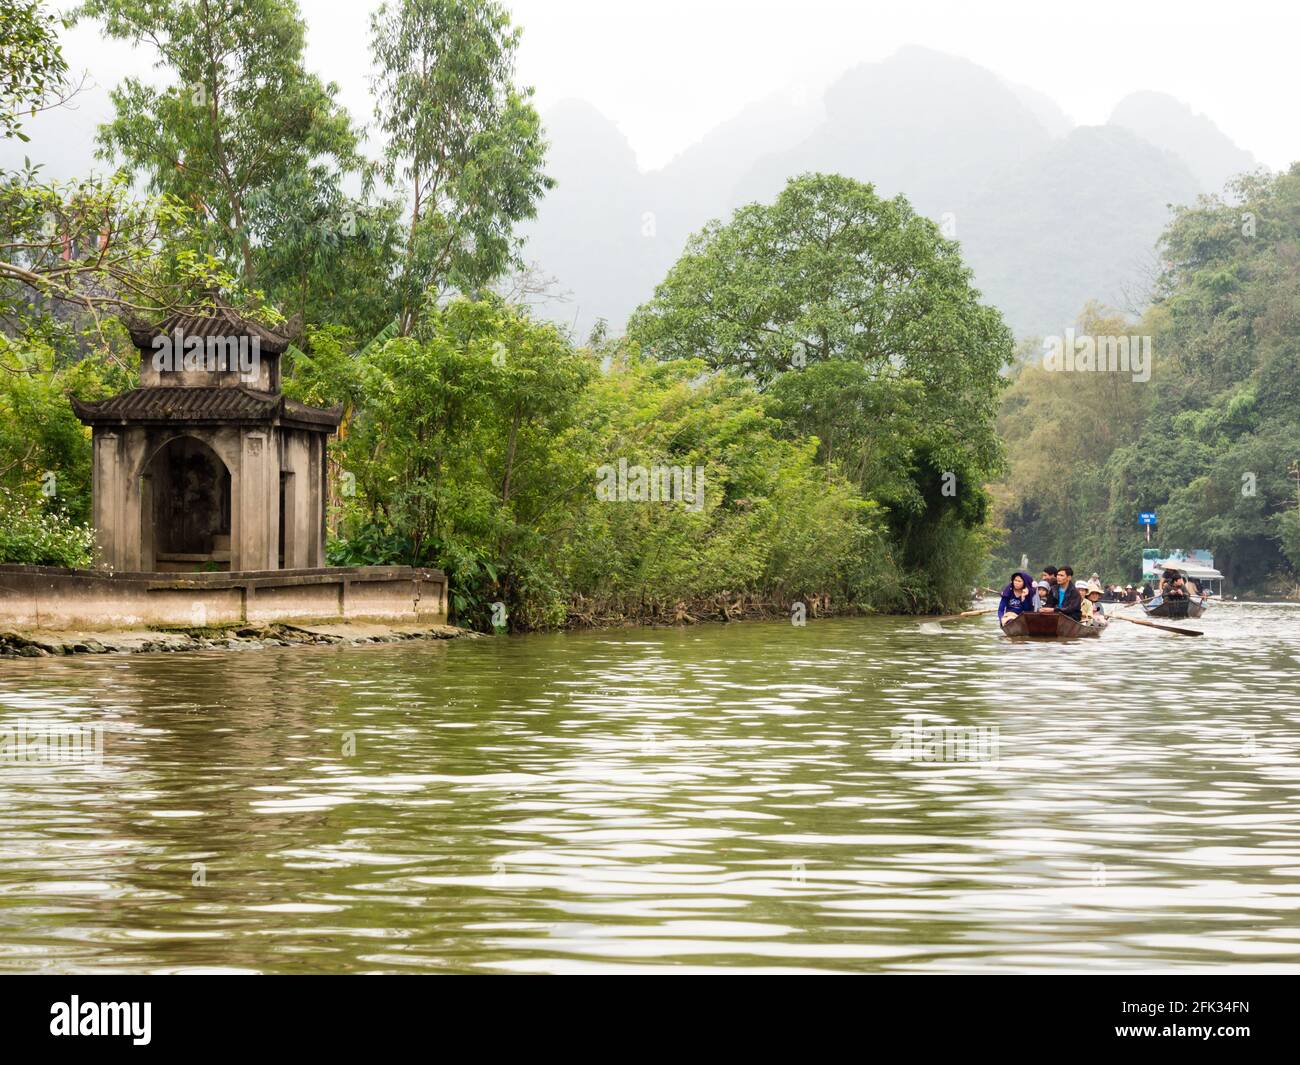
[121,297,300,355]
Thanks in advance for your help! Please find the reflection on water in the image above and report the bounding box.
[2,602,1300,973]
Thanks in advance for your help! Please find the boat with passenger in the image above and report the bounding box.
[1143,567,1210,619]
[996,569,1107,639]
[1142,591,1207,619]
[1002,611,1103,640]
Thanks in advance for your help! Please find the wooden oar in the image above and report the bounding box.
[1112,614,1202,637]
[925,607,993,623]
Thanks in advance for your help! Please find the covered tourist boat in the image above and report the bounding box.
[1144,563,1212,619]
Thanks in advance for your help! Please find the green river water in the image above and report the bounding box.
[2,601,1299,973]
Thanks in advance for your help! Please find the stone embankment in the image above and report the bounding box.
[0,622,476,658]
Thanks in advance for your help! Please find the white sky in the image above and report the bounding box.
[30,0,1300,174]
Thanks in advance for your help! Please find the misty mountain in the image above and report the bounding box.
[521,47,1259,342]
[513,99,655,337]
[1109,90,1258,195]
[1006,81,1074,139]
[955,125,1201,333]
[729,47,1054,215]
[653,89,824,267]
[517,92,819,340]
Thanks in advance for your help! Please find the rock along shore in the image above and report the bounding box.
[0,621,478,658]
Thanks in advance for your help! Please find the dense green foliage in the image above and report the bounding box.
[4,4,1033,622]
[291,298,894,627]
[991,166,1300,593]
[631,174,1013,610]
[0,336,132,519]
[0,485,95,566]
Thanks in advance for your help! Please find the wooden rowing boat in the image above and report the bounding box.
[1001,611,1103,639]
[1142,594,1206,620]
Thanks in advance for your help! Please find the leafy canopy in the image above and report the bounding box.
[628,173,1012,476]
[0,0,69,142]
[77,0,363,287]
[369,0,553,333]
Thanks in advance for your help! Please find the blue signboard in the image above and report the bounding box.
[1138,511,1157,526]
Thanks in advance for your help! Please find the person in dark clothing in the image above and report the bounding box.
[997,571,1037,625]
[1040,565,1058,587]
[1140,582,1154,600]
[1161,570,1187,599]
[1040,565,1083,620]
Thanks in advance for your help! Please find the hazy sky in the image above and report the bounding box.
[18,0,1299,175]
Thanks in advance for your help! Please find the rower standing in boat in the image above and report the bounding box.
[997,571,1038,626]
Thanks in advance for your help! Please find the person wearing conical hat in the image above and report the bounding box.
[1081,578,1107,626]
[1076,580,1093,622]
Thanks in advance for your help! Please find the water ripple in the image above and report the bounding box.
[1,601,1299,972]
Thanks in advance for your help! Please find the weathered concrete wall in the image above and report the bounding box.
[238,429,277,572]
[94,427,246,572]
[278,428,325,569]
[91,425,310,574]
[0,565,447,632]
[140,345,279,391]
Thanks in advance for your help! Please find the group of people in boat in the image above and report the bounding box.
[996,565,1109,629]
[996,565,1204,628]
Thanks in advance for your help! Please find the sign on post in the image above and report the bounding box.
[1138,511,1157,543]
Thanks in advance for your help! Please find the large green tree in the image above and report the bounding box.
[77,0,364,295]
[629,173,1011,468]
[369,0,553,334]
[2,2,242,338]
[629,173,1013,606]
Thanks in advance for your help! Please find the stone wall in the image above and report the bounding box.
[87,424,328,574]
[0,565,447,632]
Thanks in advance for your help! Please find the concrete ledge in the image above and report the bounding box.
[0,564,448,631]
[0,621,475,657]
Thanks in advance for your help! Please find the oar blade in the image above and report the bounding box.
[1115,615,1202,637]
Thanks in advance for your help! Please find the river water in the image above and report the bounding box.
[2,601,1299,973]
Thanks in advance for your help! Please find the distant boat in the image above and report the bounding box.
[1001,612,1104,640]
[1142,594,1206,620]
[1146,555,1225,598]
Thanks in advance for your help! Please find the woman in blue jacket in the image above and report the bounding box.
[997,571,1037,625]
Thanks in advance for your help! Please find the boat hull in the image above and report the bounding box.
[1001,611,1102,639]
[1142,595,1205,619]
